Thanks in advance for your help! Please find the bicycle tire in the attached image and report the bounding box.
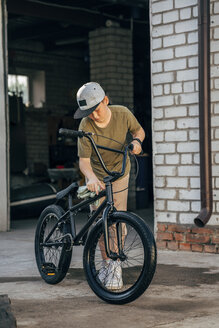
[35,205,72,284]
[83,211,157,304]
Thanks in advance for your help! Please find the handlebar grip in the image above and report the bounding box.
[128,143,134,151]
[59,128,84,138]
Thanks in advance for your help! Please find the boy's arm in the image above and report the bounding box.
[79,157,105,194]
[131,127,145,155]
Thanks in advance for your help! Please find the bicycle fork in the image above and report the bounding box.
[102,181,125,261]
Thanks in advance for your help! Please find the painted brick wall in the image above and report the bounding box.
[150,0,219,252]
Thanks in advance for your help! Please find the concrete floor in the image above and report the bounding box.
[0,209,219,328]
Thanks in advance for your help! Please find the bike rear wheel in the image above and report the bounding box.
[35,205,72,284]
[83,211,157,304]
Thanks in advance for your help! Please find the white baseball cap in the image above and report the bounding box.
[74,82,105,119]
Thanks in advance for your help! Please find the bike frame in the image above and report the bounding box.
[42,131,131,260]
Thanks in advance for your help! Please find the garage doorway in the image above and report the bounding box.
[6,0,153,230]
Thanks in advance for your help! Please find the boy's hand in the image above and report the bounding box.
[86,176,105,195]
[131,140,142,155]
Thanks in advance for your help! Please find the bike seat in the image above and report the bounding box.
[56,182,78,200]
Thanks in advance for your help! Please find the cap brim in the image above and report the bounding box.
[73,102,100,119]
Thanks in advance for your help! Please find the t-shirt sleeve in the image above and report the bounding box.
[126,108,142,134]
[77,119,92,158]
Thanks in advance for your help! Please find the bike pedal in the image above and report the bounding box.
[42,263,56,275]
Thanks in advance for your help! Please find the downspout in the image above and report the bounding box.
[194,0,212,227]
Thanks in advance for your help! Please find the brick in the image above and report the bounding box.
[178,166,200,177]
[211,90,219,102]
[167,224,190,233]
[171,83,183,94]
[211,41,219,53]
[175,19,197,33]
[154,109,164,120]
[193,153,200,164]
[155,177,165,188]
[190,178,200,188]
[156,200,165,210]
[163,10,179,23]
[167,177,188,188]
[156,212,177,222]
[152,25,174,38]
[165,154,180,165]
[153,72,174,84]
[156,166,176,177]
[175,0,197,9]
[184,81,195,93]
[156,241,167,249]
[153,48,174,62]
[191,201,200,212]
[214,27,219,39]
[179,189,200,200]
[157,223,166,232]
[177,141,199,153]
[156,143,175,154]
[156,188,176,199]
[154,119,175,131]
[177,69,198,81]
[157,232,173,241]
[212,236,219,244]
[152,38,162,50]
[180,8,191,20]
[193,6,198,17]
[179,92,198,105]
[153,85,163,96]
[165,130,187,142]
[189,129,199,140]
[152,13,162,26]
[154,154,164,165]
[191,244,203,252]
[164,59,186,72]
[152,0,173,14]
[152,62,163,73]
[164,84,170,94]
[174,233,184,241]
[163,34,186,47]
[175,44,198,57]
[186,234,210,244]
[188,31,198,44]
[179,243,191,251]
[212,117,219,128]
[188,56,198,68]
[179,213,196,224]
[191,227,215,235]
[167,200,190,212]
[215,2,219,14]
[204,245,217,253]
[154,95,174,107]
[177,117,199,129]
[167,241,179,250]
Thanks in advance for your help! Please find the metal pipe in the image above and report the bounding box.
[194,0,212,227]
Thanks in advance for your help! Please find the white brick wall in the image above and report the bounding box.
[151,0,219,226]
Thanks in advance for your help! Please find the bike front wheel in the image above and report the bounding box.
[83,211,157,304]
[35,205,72,284]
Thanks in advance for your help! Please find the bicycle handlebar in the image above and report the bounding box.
[59,128,133,180]
[59,128,86,138]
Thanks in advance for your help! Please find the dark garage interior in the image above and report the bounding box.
[7,0,153,220]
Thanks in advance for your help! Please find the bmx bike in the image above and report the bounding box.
[35,128,157,304]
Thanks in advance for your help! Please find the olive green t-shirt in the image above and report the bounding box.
[77,105,142,181]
